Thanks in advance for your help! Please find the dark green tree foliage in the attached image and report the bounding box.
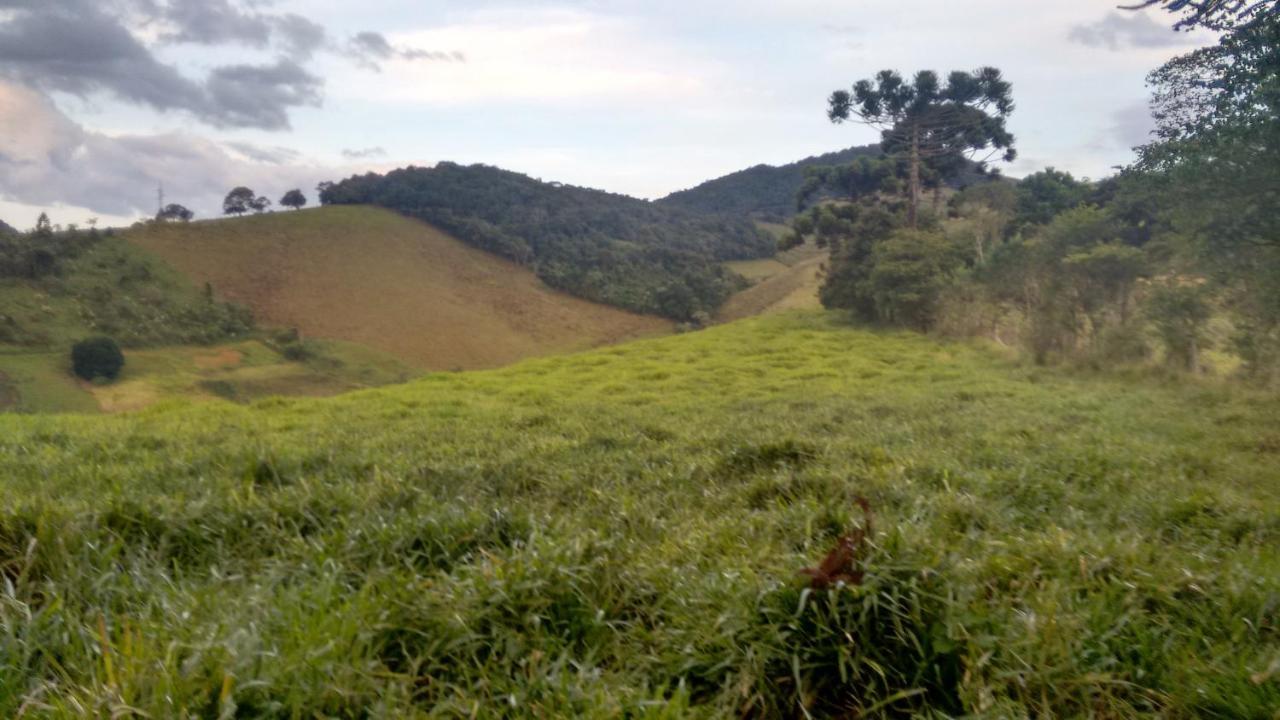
[795,201,900,319]
[828,68,1016,227]
[319,163,773,320]
[869,229,962,330]
[71,336,125,381]
[223,187,255,216]
[35,212,53,237]
[796,157,902,211]
[156,204,194,223]
[658,145,883,220]
[1126,0,1277,29]
[280,189,307,211]
[0,222,96,279]
[0,218,16,236]
[1013,168,1090,230]
[249,196,272,214]
[1135,10,1280,376]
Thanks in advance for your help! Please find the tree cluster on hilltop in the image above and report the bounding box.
[318,163,775,320]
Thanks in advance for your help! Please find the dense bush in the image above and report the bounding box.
[319,163,772,320]
[70,336,125,381]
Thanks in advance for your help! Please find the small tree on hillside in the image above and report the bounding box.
[156,203,194,223]
[249,196,272,214]
[224,187,255,216]
[280,189,307,211]
[827,68,1017,228]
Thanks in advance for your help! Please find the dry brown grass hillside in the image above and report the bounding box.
[128,207,671,369]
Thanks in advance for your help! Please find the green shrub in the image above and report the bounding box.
[70,336,125,381]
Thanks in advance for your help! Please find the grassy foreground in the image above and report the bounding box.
[0,312,1277,717]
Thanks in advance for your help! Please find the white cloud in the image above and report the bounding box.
[0,80,384,223]
[330,7,718,106]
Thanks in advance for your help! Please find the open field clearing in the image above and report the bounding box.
[127,207,672,370]
[0,311,1276,717]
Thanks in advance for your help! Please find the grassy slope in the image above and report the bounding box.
[0,353,99,413]
[127,207,672,370]
[720,240,828,322]
[0,312,1277,716]
[0,233,240,349]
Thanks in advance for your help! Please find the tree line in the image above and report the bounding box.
[151,188,311,224]
[795,2,1280,381]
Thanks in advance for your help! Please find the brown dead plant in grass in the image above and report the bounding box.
[799,496,873,589]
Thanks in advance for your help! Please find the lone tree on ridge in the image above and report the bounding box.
[280,189,307,211]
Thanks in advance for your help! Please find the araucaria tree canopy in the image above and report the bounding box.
[828,68,1016,227]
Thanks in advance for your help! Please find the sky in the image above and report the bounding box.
[0,0,1213,229]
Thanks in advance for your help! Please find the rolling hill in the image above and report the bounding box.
[660,145,1002,221]
[320,163,774,320]
[658,145,883,220]
[127,206,671,370]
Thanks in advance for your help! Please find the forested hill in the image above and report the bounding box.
[320,163,775,320]
[657,145,883,220]
[0,219,16,236]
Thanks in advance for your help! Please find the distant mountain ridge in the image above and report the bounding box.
[657,146,883,221]
[658,145,999,221]
[0,219,16,236]
[320,162,775,320]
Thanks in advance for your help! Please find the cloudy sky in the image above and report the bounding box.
[0,0,1211,228]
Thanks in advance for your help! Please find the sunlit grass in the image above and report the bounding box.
[0,311,1276,716]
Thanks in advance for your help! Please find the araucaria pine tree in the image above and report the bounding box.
[828,68,1017,227]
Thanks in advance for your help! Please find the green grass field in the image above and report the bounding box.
[1,311,1277,717]
[0,352,100,413]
